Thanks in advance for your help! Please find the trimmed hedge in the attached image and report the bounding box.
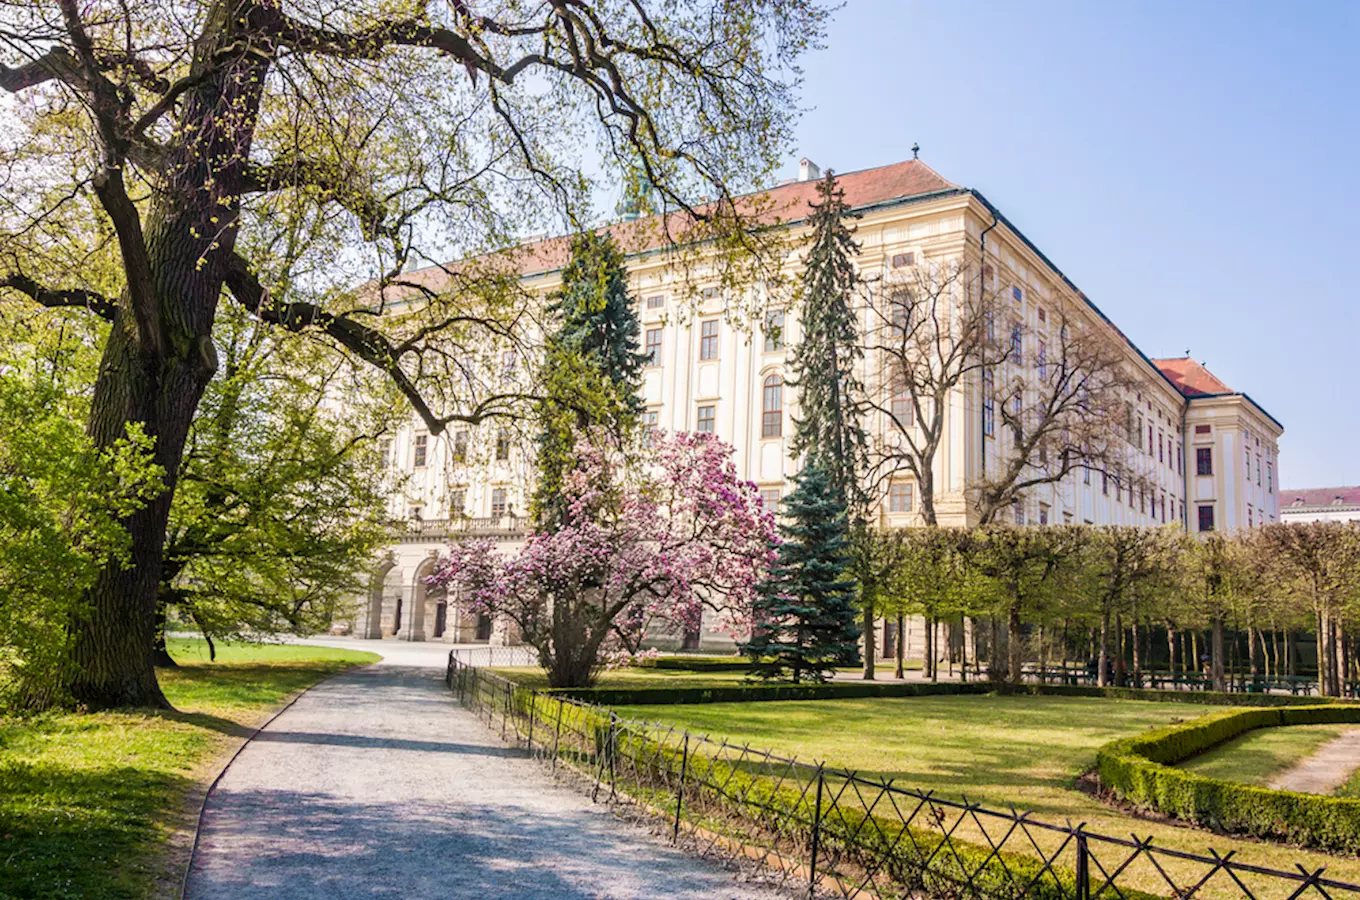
[1095,704,1360,854]
[636,655,765,673]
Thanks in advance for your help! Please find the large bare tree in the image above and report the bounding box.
[0,0,825,708]
[862,259,1011,526]
[972,306,1148,525]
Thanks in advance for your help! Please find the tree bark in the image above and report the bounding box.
[1211,616,1226,693]
[862,600,875,680]
[1007,601,1023,685]
[151,603,177,668]
[894,613,905,679]
[1097,606,1110,687]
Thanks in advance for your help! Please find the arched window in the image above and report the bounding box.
[761,374,783,438]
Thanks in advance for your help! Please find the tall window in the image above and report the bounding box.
[699,319,720,360]
[891,386,913,427]
[889,481,914,513]
[1010,324,1023,364]
[982,369,995,437]
[1036,341,1047,379]
[1012,499,1024,525]
[1196,447,1213,476]
[1267,461,1273,493]
[1177,443,1183,474]
[413,434,428,468]
[764,310,786,352]
[645,327,663,366]
[1102,472,1109,495]
[500,350,517,387]
[761,375,783,438]
[491,488,508,517]
[449,488,466,517]
[696,404,716,434]
[1148,424,1153,456]
[495,429,510,461]
[379,439,392,469]
[643,410,659,446]
[1256,456,1262,485]
[1198,504,1215,533]
[1158,433,1164,463]
[453,430,469,464]
[889,292,910,338]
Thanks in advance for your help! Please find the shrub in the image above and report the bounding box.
[1095,705,1360,853]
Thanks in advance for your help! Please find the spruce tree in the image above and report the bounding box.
[532,231,646,526]
[742,463,861,683]
[788,171,869,517]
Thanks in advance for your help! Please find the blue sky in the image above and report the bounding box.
[782,0,1357,489]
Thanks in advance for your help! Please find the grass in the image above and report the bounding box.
[607,693,1360,887]
[1178,724,1353,786]
[0,637,377,900]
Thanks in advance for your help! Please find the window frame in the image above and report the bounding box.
[761,374,783,438]
[699,319,720,360]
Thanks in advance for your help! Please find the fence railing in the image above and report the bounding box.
[447,653,1360,900]
[446,645,538,669]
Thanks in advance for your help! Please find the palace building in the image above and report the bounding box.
[346,154,1282,652]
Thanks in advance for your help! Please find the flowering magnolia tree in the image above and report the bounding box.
[430,432,775,687]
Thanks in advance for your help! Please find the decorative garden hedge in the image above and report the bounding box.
[1094,704,1360,854]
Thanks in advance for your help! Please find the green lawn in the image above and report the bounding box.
[0,638,377,899]
[611,693,1360,885]
[1178,724,1352,786]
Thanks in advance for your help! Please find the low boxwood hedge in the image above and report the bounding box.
[635,655,766,673]
[1095,704,1360,853]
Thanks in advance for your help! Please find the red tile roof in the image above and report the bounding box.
[1280,487,1360,509]
[1151,357,1234,398]
[388,158,959,293]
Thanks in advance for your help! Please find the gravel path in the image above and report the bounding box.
[1268,728,1360,795]
[184,657,786,899]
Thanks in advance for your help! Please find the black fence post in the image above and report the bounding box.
[502,683,511,740]
[607,712,618,801]
[551,697,564,774]
[673,732,690,843]
[1075,828,1090,900]
[527,689,537,752]
[809,763,825,899]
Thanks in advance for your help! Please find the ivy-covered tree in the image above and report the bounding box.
[744,463,860,682]
[532,231,646,526]
[788,171,869,513]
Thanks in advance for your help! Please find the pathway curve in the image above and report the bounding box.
[1269,729,1360,795]
[185,651,785,899]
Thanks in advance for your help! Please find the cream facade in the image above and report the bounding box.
[346,156,1283,647]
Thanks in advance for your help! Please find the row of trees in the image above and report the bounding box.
[860,522,1360,698]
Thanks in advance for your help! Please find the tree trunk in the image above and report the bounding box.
[1114,614,1126,687]
[1007,601,1023,685]
[862,600,876,680]
[1317,609,1329,697]
[1211,616,1226,692]
[988,616,1002,682]
[924,614,934,681]
[895,613,905,679]
[1166,623,1176,682]
[60,14,267,710]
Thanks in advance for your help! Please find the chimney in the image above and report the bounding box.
[799,157,821,182]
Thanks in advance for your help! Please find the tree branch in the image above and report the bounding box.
[0,274,116,321]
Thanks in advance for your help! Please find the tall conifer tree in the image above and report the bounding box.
[742,463,861,682]
[789,171,869,516]
[532,231,646,526]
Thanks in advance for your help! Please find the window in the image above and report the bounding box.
[491,488,508,517]
[643,410,659,446]
[1038,503,1050,526]
[1198,504,1215,533]
[890,251,915,268]
[982,370,995,436]
[645,327,663,366]
[1010,324,1023,364]
[1037,307,1047,324]
[699,319,719,360]
[1012,499,1025,525]
[759,488,782,511]
[1083,464,1091,485]
[379,439,393,469]
[1013,390,1022,416]
[1196,447,1213,476]
[646,294,665,310]
[1012,285,1024,303]
[1158,433,1164,463]
[1245,447,1251,481]
[761,375,783,438]
[891,386,913,427]
[1037,341,1047,379]
[495,428,510,461]
[453,430,469,464]
[1148,424,1153,456]
[1256,456,1262,485]
[1195,424,1211,435]
[1248,505,1254,528]
[1161,493,1167,523]
[889,481,914,513]
[1267,461,1273,493]
[1126,403,1138,446]
[500,350,517,387]
[449,488,466,517]
[1140,488,1146,515]
[982,263,995,286]
[1177,444,1183,474]
[702,286,720,300]
[764,310,786,352]
[1102,472,1109,495]
[696,404,716,434]
[413,434,428,468]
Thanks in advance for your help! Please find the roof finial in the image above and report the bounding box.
[912,142,920,159]
[1185,347,1190,358]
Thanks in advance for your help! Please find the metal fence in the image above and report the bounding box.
[446,645,539,668]
[447,654,1360,900]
